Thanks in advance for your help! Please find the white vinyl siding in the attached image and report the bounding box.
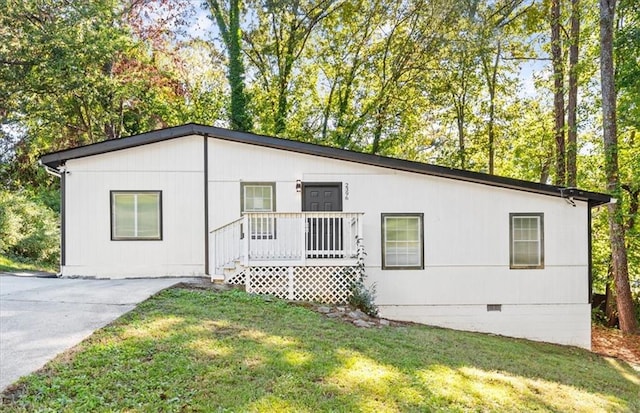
[510,213,544,268]
[382,214,424,269]
[111,191,161,240]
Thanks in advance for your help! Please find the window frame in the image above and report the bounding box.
[509,212,544,269]
[240,182,276,240]
[381,213,425,270]
[110,190,163,241]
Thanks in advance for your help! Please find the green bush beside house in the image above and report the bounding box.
[0,190,59,269]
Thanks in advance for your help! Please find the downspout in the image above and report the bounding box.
[588,203,593,304]
[204,134,210,277]
[588,197,616,304]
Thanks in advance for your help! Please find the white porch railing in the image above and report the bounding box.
[211,212,364,275]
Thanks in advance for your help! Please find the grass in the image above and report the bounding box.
[0,254,56,273]
[2,288,639,412]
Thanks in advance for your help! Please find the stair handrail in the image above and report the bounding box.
[210,216,244,233]
[211,216,246,275]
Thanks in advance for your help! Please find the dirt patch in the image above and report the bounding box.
[592,325,640,368]
[174,279,242,292]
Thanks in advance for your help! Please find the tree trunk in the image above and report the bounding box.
[599,0,639,333]
[208,0,252,132]
[453,89,467,170]
[540,157,551,184]
[605,278,618,327]
[227,0,252,131]
[482,42,500,175]
[567,0,580,187]
[457,109,466,169]
[551,0,566,186]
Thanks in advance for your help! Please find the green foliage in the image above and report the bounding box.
[0,191,59,268]
[0,254,54,273]
[615,0,640,129]
[2,288,638,411]
[591,306,608,325]
[0,0,202,190]
[206,0,253,132]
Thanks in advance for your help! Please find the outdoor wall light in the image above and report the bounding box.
[296,180,302,192]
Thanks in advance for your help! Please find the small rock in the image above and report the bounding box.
[379,319,390,326]
[348,310,367,319]
[326,312,341,318]
[335,306,347,312]
[353,319,372,328]
[317,306,332,314]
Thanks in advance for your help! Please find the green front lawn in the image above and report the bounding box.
[2,288,638,412]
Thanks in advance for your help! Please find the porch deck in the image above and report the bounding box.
[212,212,364,273]
[211,212,364,303]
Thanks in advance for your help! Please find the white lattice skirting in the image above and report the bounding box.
[226,266,358,303]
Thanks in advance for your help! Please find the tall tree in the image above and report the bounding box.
[481,41,500,175]
[244,0,339,136]
[599,0,638,333]
[206,0,253,131]
[0,0,192,189]
[478,0,531,174]
[313,0,453,153]
[566,0,580,187]
[550,0,566,185]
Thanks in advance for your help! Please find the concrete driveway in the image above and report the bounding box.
[0,275,189,391]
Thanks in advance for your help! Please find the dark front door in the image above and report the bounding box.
[302,183,343,257]
[302,183,342,212]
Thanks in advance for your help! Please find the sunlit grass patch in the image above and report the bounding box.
[605,357,640,384]
[0,254,55,273]
[282,349,312,366]
[2,287,638,412]
[120,315,185,339]
[329,349,403,394]
[187,338,233,358]
[417,365,627,412]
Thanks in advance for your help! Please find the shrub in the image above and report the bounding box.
[0,190,60,267]
[349,279,378,317]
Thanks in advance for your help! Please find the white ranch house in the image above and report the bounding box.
[40,123,610,349]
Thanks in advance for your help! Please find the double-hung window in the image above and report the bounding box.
[111,191,162,240]
[241,182,276,239]
[510,213,544,269]
[381,213,424,269]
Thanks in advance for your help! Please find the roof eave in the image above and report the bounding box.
[39,124,202,168]
[38,123,612,206]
